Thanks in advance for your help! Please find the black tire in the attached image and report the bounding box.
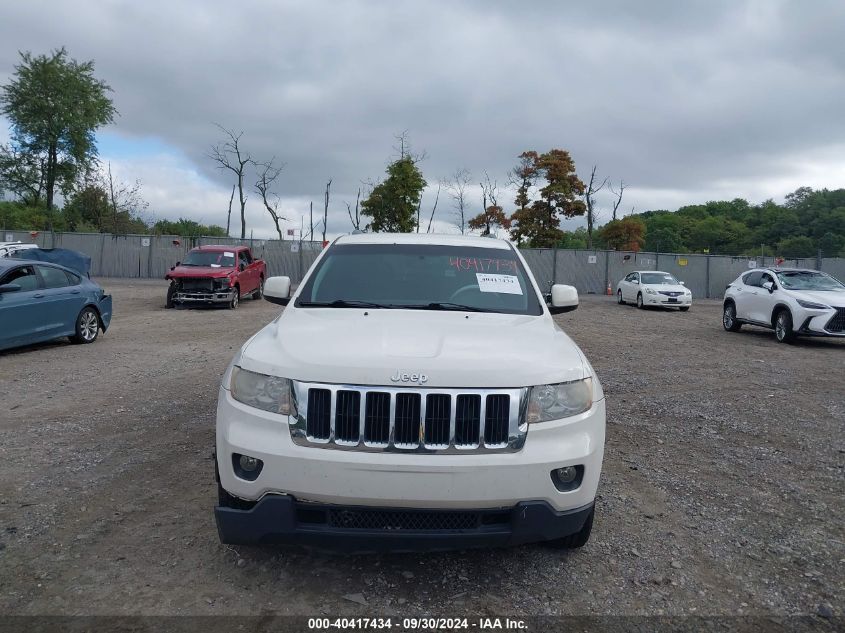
[636,293,644,309]
[679,306,690,312]
[71,306,100,344]
[774,308,796,344]
[165,283,175,309]
[252,277,264,300]
[547,508,594,549]
[723,302,742,332]
[617,290,624,305]
[229,286,240,310]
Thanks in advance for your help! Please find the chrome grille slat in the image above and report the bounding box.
[290,382,527,454]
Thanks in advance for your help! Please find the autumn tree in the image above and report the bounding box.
[597,216,646,251]
[361,155,426,232]
[469,172,510,236]
[0,48,116,226]
[509,149,586,247]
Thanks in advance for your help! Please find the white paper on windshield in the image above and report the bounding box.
[210,264,221,268]
[476,273,522,295]
[224,251,234,257]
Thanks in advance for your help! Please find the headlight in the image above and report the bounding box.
[230,366,295,415]
[797,299,829,309]
[645,288,657,294]
[527,378,593,423]
[216,277,231,288]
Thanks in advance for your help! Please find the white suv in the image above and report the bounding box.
[723,268,845,343]
[215,233,606,552]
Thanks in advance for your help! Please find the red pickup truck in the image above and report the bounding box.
[165,245,266,309]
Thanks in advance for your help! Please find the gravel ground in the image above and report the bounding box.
[0,279,842,618]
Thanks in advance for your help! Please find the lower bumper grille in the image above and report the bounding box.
[290,382,527,453]
[826,308,845,333]
[327,508,484,531]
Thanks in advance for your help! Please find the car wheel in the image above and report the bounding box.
[617,290,624,305]
[636,293,644,309]
[775,309,796,343]
[679,306,690,312]
[229,287,240,309]
[253,277,264,300]
[71,307,100,344]
[723,303,742,331]
[165,283,175,309]
[547,508,594,549]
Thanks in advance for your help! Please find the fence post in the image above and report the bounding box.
[816,249,822,271]
[98,233,106,276]
[298,242,303,283]
[147,235,154,278]
[552,247,558,288]
[705,255,711,299]
[604,250,610,293]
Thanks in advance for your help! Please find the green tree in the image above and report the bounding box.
[777,235,816,258]
[0,48,116,225]
[556,227,588,249]
[152,218,227,237]
[361,156,427,232]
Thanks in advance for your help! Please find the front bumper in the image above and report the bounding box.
[215,495,594,551]
[644,293,692,306]
[173,290,233,304]
[98,295,113,331]
[796,307,845,337]
[216,387,604,511]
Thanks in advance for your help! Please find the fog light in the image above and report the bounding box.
[240,455,259,471]
[556,466,577,483]
[551,465,584,491]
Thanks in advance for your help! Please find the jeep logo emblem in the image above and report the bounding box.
[390,371,428,385]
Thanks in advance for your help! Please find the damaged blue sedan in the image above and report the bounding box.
[0,252,113,352]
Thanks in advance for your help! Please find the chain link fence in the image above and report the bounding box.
[2,229,842,298]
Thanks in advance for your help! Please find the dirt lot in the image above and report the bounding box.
[0,279,842,618]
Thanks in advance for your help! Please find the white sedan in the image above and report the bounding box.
[617,270,692,311]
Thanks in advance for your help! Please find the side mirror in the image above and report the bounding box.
[239,263,246,272]
[762,281,774,293]
[548,284,578,314]
[679,281,686,286]
[264,276,291,306]
[172,261,180,269]
[632,279,639,284]
[0,283,22,294]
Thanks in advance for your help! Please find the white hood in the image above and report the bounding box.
[788,289,845,307]
[238,308,588,388]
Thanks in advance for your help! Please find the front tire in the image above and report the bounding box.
[547,508,594,549]
[71,307,100,344]
[636,293,644,309]
[165,283,175,309]
[723,303,742,331]
[229,286,240,310]
[252,277,264,300]
[617,290,624,305]
[775,309,796,343]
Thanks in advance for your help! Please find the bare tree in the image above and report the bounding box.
[254,158,287,240]
[208,124,252,239]
[583,165,607,248]
[225,184,235,237]
[609,180,626,221]
[104,162,148,233]
[346,188,362,230]
[444,168,471,234]
[322,179,332,242]
[426,183,441,234]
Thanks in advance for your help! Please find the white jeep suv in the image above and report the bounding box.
[723,268,845,343]
[215,233,606,552]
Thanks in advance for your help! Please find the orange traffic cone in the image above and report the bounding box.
[606,283,612,296]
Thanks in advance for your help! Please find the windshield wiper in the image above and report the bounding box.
[417,302,494,313]
[298,299,394,309]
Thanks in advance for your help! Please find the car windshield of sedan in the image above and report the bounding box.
[776,271,845,291]
[640,273,679,285]
[296,243,543,315]
[181,251,236,267]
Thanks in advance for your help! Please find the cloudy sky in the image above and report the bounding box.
[1,0,844,238]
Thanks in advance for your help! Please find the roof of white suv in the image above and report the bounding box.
[333,232,511,250]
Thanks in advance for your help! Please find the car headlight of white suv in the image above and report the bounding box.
[645,288,657,295]
[527,378,593,423]
[796,299,829,310]
[230,366,296,415]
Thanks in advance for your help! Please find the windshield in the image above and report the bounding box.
[776,271,845,291]
[296,243,543,315]
[181,250,236,267]
[640,272,679,285]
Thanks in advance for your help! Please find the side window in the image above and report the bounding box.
[761,273,776,288]
[744,272,763,287]
[240,250,253,264]
[38,266,70,289]
[633,273,640,283]
[624,273,633,282]
[65,271,81,286]
[1,266,40,291]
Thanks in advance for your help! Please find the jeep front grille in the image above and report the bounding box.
[289,382,528,453]
[826,307,845,333]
